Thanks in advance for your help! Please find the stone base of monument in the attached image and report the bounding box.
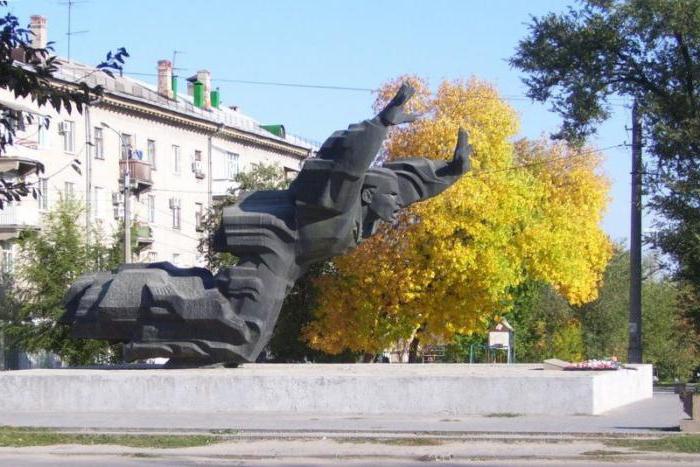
[0,364,652,416]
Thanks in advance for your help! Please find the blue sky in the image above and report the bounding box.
[9,0,642,244]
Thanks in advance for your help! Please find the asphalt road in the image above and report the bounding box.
[0,434,699,466]
[0,454,698,467]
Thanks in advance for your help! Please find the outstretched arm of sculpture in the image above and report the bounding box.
[293,83,420,213]
[436,128,472,181]
[384,128,473,207]
[314,83,419,175]
[376,83,420,127]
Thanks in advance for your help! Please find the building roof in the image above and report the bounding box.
[51,60,318,156]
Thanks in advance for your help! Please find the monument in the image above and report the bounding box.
[5,84,653,420]
[60,83,472,366]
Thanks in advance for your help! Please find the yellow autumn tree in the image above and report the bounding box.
[303,77,612,355]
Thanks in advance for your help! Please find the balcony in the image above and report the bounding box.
[119,160,152,192]
[212,178,240,200]
[0,203,40,240]
[0,144,43,178]
[134,224,153,245]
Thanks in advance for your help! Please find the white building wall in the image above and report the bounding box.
[0,87,311,270]
[0,87,88,223]
[88,107,210,266]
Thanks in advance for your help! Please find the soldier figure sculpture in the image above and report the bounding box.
[61,83,472,366]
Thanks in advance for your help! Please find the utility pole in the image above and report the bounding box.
[84,106,92,245]
[123,161,131,263]
[628,99,643,363]
[208,123,224,208]
[101,122,131,263]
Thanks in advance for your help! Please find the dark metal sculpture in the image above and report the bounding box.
[61,84,472,366]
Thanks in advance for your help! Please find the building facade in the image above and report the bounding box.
[0,15,316,274]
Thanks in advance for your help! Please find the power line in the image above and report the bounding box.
[468,143,628,177]
[119,70,631,106]
[121,71,375,92]
[213,78,376,93]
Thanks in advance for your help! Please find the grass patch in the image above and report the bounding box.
[605,435,700,453]
[582,449,629,456]
[335,437,444,446]
[484,413,522,418]
[0,426,220,448]
[209,429,239,435]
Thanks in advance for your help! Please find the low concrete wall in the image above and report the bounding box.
[0,364,652,415]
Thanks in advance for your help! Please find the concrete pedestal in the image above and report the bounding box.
[0,363,652,416]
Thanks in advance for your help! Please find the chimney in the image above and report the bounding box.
[157,60,173,99]
[196,70,211,109]
[29,15,47,49]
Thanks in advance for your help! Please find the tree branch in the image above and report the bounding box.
[674,31,697,117]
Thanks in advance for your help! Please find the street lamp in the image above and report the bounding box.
[101,122,131,263]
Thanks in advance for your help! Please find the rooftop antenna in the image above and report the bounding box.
[172,49,186,73]
[59,0,89,61]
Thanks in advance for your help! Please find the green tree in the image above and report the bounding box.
[0,197,119,365]
[443,281,587,363]
[576,247,698,380]
[443,333,487,363]
[643,278,698,381]
[506,282,584,363]
[577,248,630,359]
[510,0,700,300]
[109,221,150,264]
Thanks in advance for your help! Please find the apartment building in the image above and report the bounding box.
[0,15,316,272]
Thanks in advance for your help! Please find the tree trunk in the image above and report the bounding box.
[408,334,420,363]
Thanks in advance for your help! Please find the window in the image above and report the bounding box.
[171,198,181,229]
[193,150,204,176]
[172,145,181,174]
[147,139,156,169]
[64,181,75,198]
[37,121,49,148]
[1,246,14,274]
[147,251,157,263]
[8,110,25,133]
[94,186,103,219]
[284,167,299,182]
[38,178,48,210]
[94,127,104,159]
[147,195,155,223]
[195,202,204,231]
[120,133,134,160]
[61,120,74,153]
[226,152,239,179]
[172,253,180,265]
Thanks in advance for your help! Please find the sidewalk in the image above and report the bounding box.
[0,392,686,435]
[0,392,696,466]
